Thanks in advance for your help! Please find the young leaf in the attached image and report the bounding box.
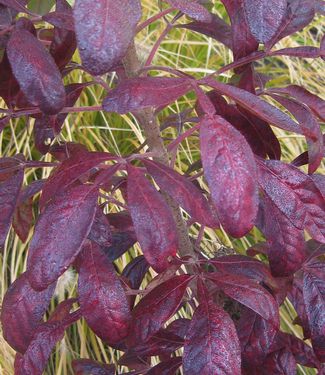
[164,0,212,22]
[202,78,301,134]
[200,115,258,237]
[303,270,325,361]
[127,275,192,346]
[27,184,98,290]
[7,29,66,114]
[1,272,55,353]
[143,159,219,228]
[72,359,115,375]
[78,242,131,345]
[127,165,178,272]
[183,285,241,374]
[243,0,287,43]
[0,165,23,248]
[206,273,279,326]
[73,0,142,75]
[103,77,193,114]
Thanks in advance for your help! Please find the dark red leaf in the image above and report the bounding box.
[236,307,278,369]
[27,184,98,290]
[7,29,66,114]
[127,165,178,272]
[268,85,325,121]
[183,284,241,374]
[147,357,182,375]
[14,301,80,375]
[72,359,115,375]
[143,159,219,228]
[1,272,55,353]
[207,273,279,326]
[78,241,131,345]
[263,349,297,375]
[103,77,193,114]
[221,0,258,61]
[243,0,287,43]
[200,114,258,237]
[262,195,306,276]
[73,0,141,75]
[88,208,111,247]
[12,195,33,243]
[269,93,323,173]
[179,13,232,48]
[49,0,76,69]
[127,275,192,346]
[164,0,212,22]
[202,78,301,134]
[103,230,137,261]
[258,159,325,243]
[303,269,325,361]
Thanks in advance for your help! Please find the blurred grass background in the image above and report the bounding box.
[0,0,324,374]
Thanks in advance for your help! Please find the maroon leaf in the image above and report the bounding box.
[164,0,212,22]
[127,275,192,346]
[27,184,98,290]
[103,77,193,114]
[12,195,33,243]
[1,272,55,353]
[207,273,279,326]
[179,13,232,49]
[73,0,141,75]
[243,0,287,43]
[7,29,66,114]
[268,85,325,121]
[258,159,325,243]
[147,357,182,375]
[202,78,301,134]
[0,164,23,247]
[72,359,115,375]
[270,46,321,58]
[14,301,80,375]
[104,230,137,261]
[183,283,241,374]
[236,307,278,369]
[143,159,219,228]
[78,242,131,345]
[263,349,297,375]
[127,165,178,272]
[261,195,306,276]
[303,269,325,361]
[200,115,258,237]
[269,93,323,173]
[88,208,112,247]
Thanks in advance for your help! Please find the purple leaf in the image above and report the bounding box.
[127,275,192,346]
[73,0,142,75]
[78,241,131,345]
[202,78,301,134]
[27,184,98,290]
[103,230,137,261]
[164,0,212,22]
[147,357,182,375]
[127,165,178,272]
[261,195,306,276]
[268,85,325,121]
[103,77,193,114]
[1,272,55,353]
[43,11,74,31]
[12,195,33,243]
[303,269,325,361]
[263,349,297,375]
[88,208,112,247]
[236,307,278,369]
[14,301,80,375]
[200,114,258,237]
[7,29,66,114]
[0,0,28,14]
[269,93,323,173]
[0,163,23,247]
[270,46,321,58]
[183,282,241,374]
[72,359,115,375]
[143,159,219,228]
[207,273,279,326]
[243,0,287,43]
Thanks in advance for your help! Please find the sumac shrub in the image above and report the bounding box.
[0,0,324,374]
